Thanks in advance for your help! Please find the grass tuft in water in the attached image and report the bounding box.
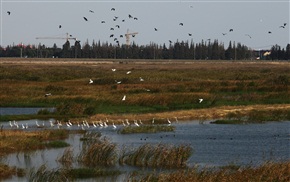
[66,168,121,179]
[119,125,175,134]
[78,137,118,167]
[57,147,74,168]
[0,163,25,180]
[120,143,192,168]
[28,165,71,182]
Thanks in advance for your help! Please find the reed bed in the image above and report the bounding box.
[28,165,70,182]
[78,137,118,167]
[66,168,121,179]
[130,161,290,182]
[0,163,25,180]
[120,143,192,168]
[0,129,70,156]
[57,147,74,168]
[28,165,121,180]
[119,125,175,134]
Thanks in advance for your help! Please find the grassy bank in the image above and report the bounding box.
[0,129,70,156]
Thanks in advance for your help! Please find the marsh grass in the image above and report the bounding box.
[66,168,121,179]
[119,125,175,134]
[78,137,118,167]
[28,165,121,180]
[0,129,70,156]
[0,163,25,180]
[0,61,289,118]
[132,161,290,182]
[57,147,74,168]
[28,165,70,182]
[80,131,102,142]
[119,143,192,168]
[211,119,246,124]
[218,108,290,124]
[45,140,70,148]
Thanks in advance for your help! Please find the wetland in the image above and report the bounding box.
[0,58,289,181]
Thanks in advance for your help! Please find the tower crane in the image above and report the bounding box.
[125,29,138,46]
[36,33,78,42]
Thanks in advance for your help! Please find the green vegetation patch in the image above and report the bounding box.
[119,125,175,134]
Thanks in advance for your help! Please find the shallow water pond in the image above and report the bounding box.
[1,120,289,181]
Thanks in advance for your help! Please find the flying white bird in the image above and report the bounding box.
[89,79,93,84]
[199,98,203,103]
[45,93,52,97]
[112,69,116,72]
[122,95,126,101]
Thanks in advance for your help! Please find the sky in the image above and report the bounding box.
[0,0,289,50]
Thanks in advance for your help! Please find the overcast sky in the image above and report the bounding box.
[1,0,289,50]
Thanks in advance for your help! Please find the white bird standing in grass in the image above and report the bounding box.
[126,119,130,126]
[139,77,144,82]
[115,80,122,84]
[104,121,108,128]
[89,79,93,84]
[175,117,178,123]
[68,120,72,126]
[112,69,116,72]
[122,95,126,101]
[134,120,140,127]
[167,118,171,125]
[112,123,117,129]
[126,71,131,74]
[50,120,54,127]
[92,122,97,128]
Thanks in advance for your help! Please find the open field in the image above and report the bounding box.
[0,58,289,123]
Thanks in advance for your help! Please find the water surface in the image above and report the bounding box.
[1,120,289,181]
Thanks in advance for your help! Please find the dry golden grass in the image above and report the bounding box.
[0,164,17,180]
[0,129,69,156]
[134,161,290,182]
[89,104,290,124]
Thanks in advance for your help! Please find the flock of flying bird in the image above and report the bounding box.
[88,68,150,102]
[0,63,202,131]
[5,6,288,47]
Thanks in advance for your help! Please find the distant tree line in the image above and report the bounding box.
[0,40,289,60]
